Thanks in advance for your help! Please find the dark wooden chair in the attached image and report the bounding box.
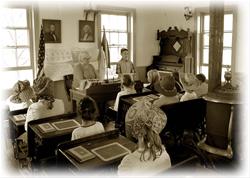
[64,74,74,101]
[197,98,242,168]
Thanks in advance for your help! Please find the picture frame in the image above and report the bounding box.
[42,19,61,43]
[79,20,95,42]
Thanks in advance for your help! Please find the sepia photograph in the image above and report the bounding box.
[79,20,95,42]
[0,0,249,178]
[43,19,61,43]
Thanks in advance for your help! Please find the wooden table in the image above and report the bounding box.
[57,129,137,171]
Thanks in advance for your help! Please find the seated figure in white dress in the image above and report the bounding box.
[179,73,199,102]
[18,76,65,143]
[118,99,171,176]
[195,73,208,97]
[71,96,105,140]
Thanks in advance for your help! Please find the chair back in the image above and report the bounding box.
[64,74,74,101]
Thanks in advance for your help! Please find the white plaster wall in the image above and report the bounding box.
[37,3,98,49]
[135,6,196,67]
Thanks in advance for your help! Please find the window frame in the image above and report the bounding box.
[196,8,236,81]
[1,6,35,87]
[98,8,135,79]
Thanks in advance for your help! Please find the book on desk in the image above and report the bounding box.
[67,146,96,163]
[66,142,131,163]
[13,114,26,122]
[38,119,81,133]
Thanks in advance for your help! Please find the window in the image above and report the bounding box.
[0,7,34,89]
[197,12,234,82]
[100,11,134,79]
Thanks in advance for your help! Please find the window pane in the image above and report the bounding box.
[2,29,16,47]
[1,8,27,28]
[116,15,127,31]
[0,69,33,89]
[201,66,209,80]
[222,48,232,65]
[119,33,127,45]
[203,33,209,46]
[110,32,118,45]
[16,30,29,46]
[223,33,232,47]
[0,48,17,67]
[204,15,210,32]
[110,47,120,63]
[202,48,209,64]
[101,15,109,30]
[224,14,233,31]
[17,48,31,66]
[101,14,127,31]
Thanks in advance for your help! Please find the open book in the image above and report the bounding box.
[67,146,96,163]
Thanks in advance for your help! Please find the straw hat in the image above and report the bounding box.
[154,74,177,97]
[10,80,33,103]
[125,99,167,139]
[180,73,199,91]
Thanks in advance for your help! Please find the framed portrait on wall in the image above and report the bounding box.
[43,19,61,43]
[79,20,95,42]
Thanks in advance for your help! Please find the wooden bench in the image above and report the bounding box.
[117,93,206,142]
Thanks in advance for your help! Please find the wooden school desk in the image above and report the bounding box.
[57,129,137,171]
[8,108,27,142]
[27,112,79,166]
[116,93,207,141]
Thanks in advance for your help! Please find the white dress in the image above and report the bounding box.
[195,83,208,97]
[114,88,136,111]
[180,91,198,102]
[6,95,32,111]
[71,122,105,140]
[25,99,65,131]
[118,146,171,176]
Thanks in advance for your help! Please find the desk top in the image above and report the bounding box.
[29,112,79,139]
[58,130,137,170]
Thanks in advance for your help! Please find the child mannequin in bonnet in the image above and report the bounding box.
[118,100,171,176]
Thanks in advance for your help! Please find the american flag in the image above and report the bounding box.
[101,27,110,68]
[36,25,45,79]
